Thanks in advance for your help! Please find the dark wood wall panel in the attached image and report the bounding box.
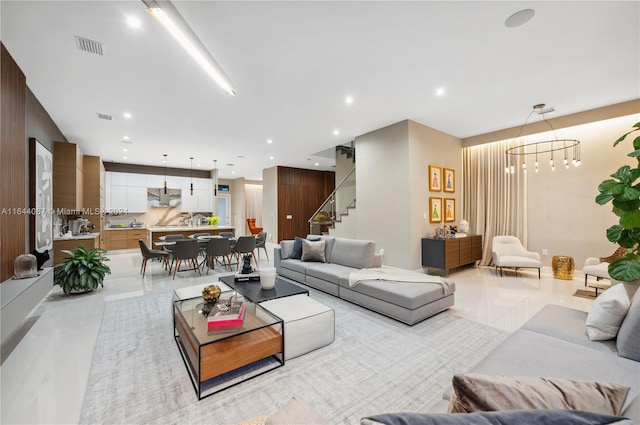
[1,44,27,281]
[104,162,210,178]
[277,166,335,242]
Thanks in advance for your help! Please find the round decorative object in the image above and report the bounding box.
[14,253,38,279]
[202,284,221,303]
[459,219,469,234]
[552,255,575,280]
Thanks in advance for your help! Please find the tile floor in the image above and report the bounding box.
[0,244,595,424]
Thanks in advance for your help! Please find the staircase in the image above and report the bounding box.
[309,167,356,235]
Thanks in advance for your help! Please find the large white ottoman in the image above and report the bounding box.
[260,295,335,360]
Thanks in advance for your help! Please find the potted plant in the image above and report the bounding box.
[596,121,640,282]
[54,244,111,294]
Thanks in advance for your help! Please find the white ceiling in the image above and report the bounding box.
[1,1,638,180]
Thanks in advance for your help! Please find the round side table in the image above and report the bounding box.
[552,255,575,280]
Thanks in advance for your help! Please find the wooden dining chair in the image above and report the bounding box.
[170,239,201,279]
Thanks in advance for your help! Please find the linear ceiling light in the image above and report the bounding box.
[142,0,236,95]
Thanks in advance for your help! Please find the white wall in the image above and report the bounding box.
[262,167,278,242]
[526,114,640,268]
[356,121,412,268]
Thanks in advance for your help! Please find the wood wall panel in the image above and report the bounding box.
[276,167,334,242]
[1,44,27,281]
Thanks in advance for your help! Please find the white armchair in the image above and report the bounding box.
[583,246,625,286]
[491,235,542,278]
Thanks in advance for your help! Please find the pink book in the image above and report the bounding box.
[207,304,246,328]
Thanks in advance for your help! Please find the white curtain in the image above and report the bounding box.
[463,140,527,265]
[245,184,263,228]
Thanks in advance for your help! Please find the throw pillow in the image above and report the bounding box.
[291,237,304,260]
[586,283,631,340]
[617,284,640,361]
[447,373,630,416]
[301,239,326,262]
[265,397,326,425]
[361,410,634,425]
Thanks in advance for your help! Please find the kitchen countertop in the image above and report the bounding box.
[53,232,100,241]
[147,225,235,232]
[103,226,147,231]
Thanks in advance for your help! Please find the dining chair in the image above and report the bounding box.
[162,234,185,255]
[138,239,169,278]
[205,238,232,273]
[170,239,201,279]
[233,236,257,270]
[255,231,269,262]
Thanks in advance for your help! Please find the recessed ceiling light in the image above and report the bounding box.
[436,87,445,96]
[231,171,235,174]
[127,16,141,28]
[269,156,274,160]
[345,96,354,105]
[267,139,273,144]
[315,162,320,166]
[123,156,128,160]
[123,136,129,140]
[123,112,132,119]
[333,130,340,136]
[197,163,201,167]
[505,9,535,28]
[123,148,128,152]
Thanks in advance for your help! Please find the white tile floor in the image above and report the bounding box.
[0,245,595,424]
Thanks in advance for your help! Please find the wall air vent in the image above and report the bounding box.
[97,113,113,121]
[75,36,104,56]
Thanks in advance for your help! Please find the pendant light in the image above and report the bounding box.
[163,154,168,194]
[189,157,194,196]
[213,159,218,216]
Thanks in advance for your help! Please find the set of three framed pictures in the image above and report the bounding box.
[429,165,455,223]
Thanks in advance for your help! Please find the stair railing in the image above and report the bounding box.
[309,167,356,234]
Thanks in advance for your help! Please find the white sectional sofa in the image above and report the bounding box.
[274,235,455,325]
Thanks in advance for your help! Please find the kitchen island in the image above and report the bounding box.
[52,233,100,263]
[147,225,236,243]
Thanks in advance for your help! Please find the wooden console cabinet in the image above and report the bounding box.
[421,235,482,271]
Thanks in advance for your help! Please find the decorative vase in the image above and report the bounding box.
[259,267,277,289]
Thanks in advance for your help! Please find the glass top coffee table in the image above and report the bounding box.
[219,274,309,303]
[173,290,284,399]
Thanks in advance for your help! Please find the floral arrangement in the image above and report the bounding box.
[206,216,219,226]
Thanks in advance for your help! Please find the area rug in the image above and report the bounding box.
[80,289,508,425]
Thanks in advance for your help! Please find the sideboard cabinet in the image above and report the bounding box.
[421,235,482,271]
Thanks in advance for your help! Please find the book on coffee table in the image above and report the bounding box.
[207,301,246,328]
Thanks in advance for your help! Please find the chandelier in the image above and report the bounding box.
[505,104,581,174]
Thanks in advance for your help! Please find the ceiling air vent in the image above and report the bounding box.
[75,36,104,56]
[96,113,112,121]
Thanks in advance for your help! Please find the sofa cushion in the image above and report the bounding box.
[361,410,634,425]
[301,239,326,262]
[521,304,617,354]
[447,373,629,416]
[280,240,295,260]
[306,263,354,285]
[586,284,631,341]
[469,329,640,422]
[330,238,375,269]
[280,258,321,274]
[617,284,640,361]
[495,255,541,268]
[338,278,455,310]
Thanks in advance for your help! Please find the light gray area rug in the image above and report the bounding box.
[80,289,508,425]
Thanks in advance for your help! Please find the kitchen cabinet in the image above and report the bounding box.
[103,228,148,251]
[53,141,83,211]
[52,234,99,263]
[127,173,147,187]
[421,235,483,272]
[83,155,105,248]
[109,186,127,211]
[126,187,148,212]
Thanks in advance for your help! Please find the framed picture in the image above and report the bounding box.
[444,198,456,222]
[30,138,53,253]
[443,168,455,193]
[429,165,442,192]
[429,197,442,223]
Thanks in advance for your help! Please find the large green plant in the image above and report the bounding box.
[54,244,111,294]
[596,121,640,282]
